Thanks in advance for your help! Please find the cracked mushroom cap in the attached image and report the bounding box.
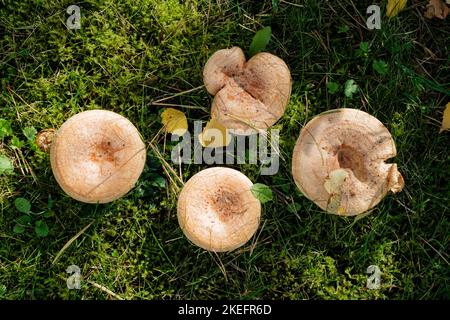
[292,108,404,216]
[204,46,292,135]
[50,110,146,203]
[177,167,261,252]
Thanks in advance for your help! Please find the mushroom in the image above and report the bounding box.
[50,110,146,203]
[36,129,56,153]
[177,167,261,252]
[292,108,404,216]
[203,46,292,135]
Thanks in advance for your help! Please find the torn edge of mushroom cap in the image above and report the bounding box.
[50,110,147,204]
[204,47,292,135]
[292,108,404,216]
[177,167,261,252]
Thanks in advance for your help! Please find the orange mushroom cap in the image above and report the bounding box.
[50,110,146,203]
[204,47,292,135]
[177,167,261,252]
[292,108,404,216]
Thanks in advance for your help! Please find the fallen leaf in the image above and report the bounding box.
[324,169,349,194]
[324,169,349,215]
[424,0,449,19]
[440,102,450,133]
[198,118,231,148]
[386,0,408,18]
[161,108,188,136]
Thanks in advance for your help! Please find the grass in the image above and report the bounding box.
[0,0,449,299]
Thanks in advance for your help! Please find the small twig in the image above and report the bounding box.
[280,0,304,8]
[87,280,124,300]
[52,220,95,265]
[151,102,208,112]
[152,85,204,104]
[419,236,450,266]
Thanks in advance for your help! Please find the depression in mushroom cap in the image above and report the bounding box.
[203,46,292,135]
[292,108,404,216]
[50,110,146,203]
[177,167,261,252]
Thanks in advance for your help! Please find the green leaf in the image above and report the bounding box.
[23,126,37,141]
[151,175,166,188]
[327,82,340,94]
[19,48,29,57]
[356,41,370,58]
[0,119,13,139]
[17,214,32,225]
[15,197,31,214]
[10,136,24,149]
[344,79,359,98]
[272,0,279,12]
[249,26,272,57]
[43,210,54,218]
[287,202,302,213]
[251,183,274,204]
[372,59,389,75]
[13,225,25,234]
[360,41,369,52]
[338,25,350,33]
[0,155,14,175]
[47,195,55,209]
[35,220,49,237]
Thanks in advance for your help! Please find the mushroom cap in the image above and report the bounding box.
[50,110,146,203]
[204,46,292,135]
[177,167,261,252]
[292,108,404,216]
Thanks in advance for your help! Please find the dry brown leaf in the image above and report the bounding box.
[440,102,450,133]
[424,0,450,19]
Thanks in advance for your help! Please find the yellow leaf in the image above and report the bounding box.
[386,0,408,17]
[161,108,188,136]
[324,169,349,194]
[440,102,450,133]
[198,118,232,148]
[324,169,349,214]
